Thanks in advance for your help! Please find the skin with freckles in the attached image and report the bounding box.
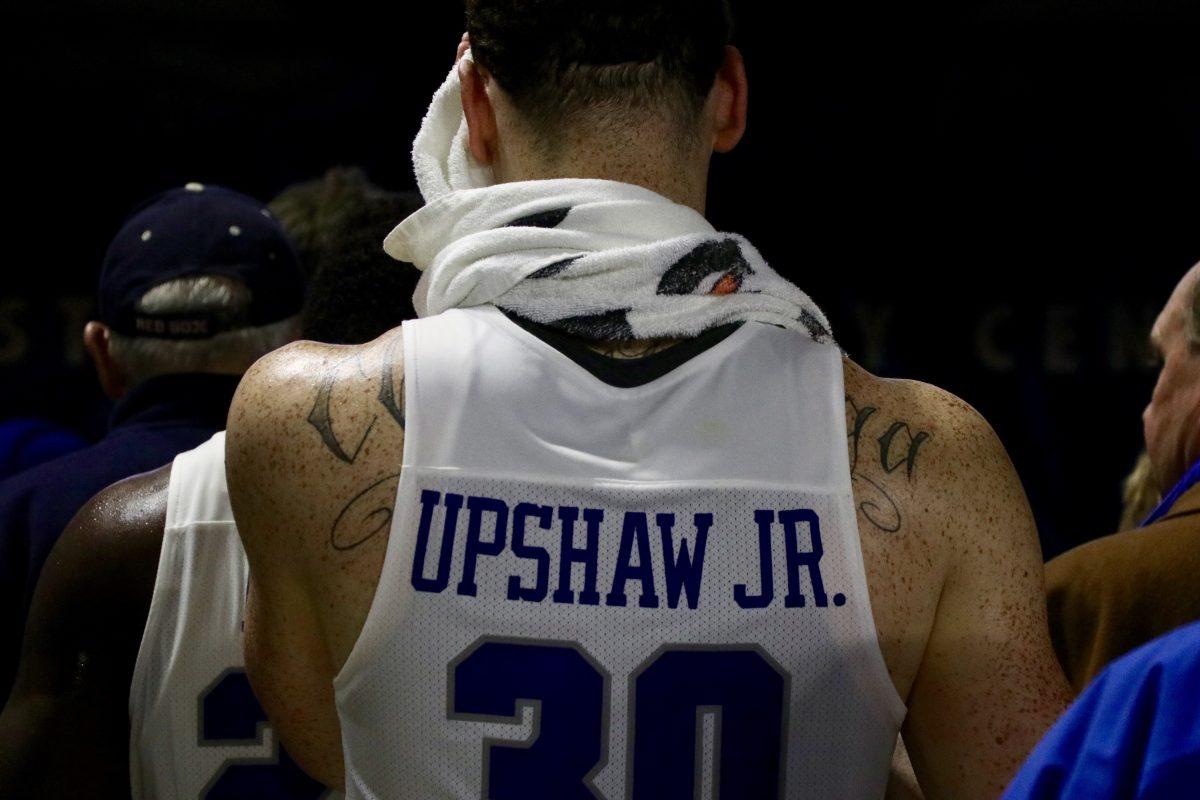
[227,36,1071,799]
[1144,261,1200,493]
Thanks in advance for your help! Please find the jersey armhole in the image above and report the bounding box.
[828,353,909,726]
[127,518,182,800]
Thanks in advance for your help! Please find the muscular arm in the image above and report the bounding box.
[863,378,1071,798]
[0,467,167,798]
[227,333,406,790]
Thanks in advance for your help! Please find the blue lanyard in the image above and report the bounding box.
[1142,457,1200,527]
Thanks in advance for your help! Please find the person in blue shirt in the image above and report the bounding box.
[0,183,304,704]
[1005,619,1200,799]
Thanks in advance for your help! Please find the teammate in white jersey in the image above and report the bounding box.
[228,3,1073,798]
[0,174,420,798]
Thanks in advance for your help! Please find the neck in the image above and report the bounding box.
[496,126,711,214]
[586,337,685,359]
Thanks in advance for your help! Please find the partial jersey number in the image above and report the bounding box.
[450,639,789,800]
[199,669,328,799]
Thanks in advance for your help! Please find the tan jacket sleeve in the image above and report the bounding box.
[1047,484,1200,694]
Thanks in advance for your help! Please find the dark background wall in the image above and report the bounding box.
[5,0,1200,558]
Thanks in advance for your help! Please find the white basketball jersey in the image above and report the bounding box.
[334,306,906,800]
[130,432,339,800]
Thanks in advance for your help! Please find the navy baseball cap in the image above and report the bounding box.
[98,183,304,340]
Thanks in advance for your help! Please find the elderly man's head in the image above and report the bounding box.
[1144,262,1200,491]
[85,185,303,400]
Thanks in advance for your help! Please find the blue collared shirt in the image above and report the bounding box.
[1004,620,1200,799]
[1141,457,1200,527]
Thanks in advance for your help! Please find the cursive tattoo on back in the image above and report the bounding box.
[847,395,932,534]
[330,473,402,552]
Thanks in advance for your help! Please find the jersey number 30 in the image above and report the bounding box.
[450,638,788,800]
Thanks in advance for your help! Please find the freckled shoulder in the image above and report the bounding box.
[841,358,1038,697]
[843,357,1015,509]
[226,331,407,558]
[847,357,1068,796]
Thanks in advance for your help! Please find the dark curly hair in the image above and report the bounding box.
[270,168,423,345]
[466,0,734,142]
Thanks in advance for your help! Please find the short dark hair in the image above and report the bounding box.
[270,168,423,345]
[466,0,734,139]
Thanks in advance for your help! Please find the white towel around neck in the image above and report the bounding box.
[385,53,833,344]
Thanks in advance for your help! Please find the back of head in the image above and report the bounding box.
[97,185,305,392]
[270,168,423,345]
[108,275,298,382]
[466,0,734,155]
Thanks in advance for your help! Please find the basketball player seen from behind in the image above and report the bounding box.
[228,3,1071,798]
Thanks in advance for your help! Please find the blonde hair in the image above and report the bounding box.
[1118,451,1162,531]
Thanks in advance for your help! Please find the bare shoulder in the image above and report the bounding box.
[843,358,1025,536]
[229,329,406,457]
[226,331,407,664]
[844,358,1004,458]
[46,465,169,604]
[842,356,1037,593]
[225,326,408,594]
[227,330,407,543]
[25,464,169,667]
[842,358,1043,701]
[845,363,1068,798]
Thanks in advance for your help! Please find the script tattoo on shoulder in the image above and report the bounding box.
[307,334,405,464]
[308,370,377,464]
[846,396,932,533]
[376,334,405,429]
[330,473,401,552]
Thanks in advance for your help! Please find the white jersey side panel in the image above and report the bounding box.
[334,306,905,800]
[129,432,339,800]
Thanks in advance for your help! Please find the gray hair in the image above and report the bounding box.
[108,275,298,383]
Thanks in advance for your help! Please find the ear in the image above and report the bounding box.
[83,321,128,401]
[711,46,749,154]
[460,58,499,166]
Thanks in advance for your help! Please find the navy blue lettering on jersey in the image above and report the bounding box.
[606,512,661,609]
[781,509,834,608]
[659,513,710,611]
[552,506,604,606]
[734,510,777,609]
[449,639,608,799]
[411,491,842,611]
[662,513,705,614]
[412,490,463,593]
[507,503,555,602]
[457,496,509,597]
